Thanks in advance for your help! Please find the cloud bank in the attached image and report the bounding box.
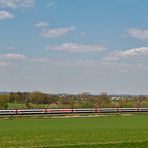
[0,0,35,9]
[126,28,148,40]
[0,10,14,20]
[46,42,106,53]
[41,27,75,38]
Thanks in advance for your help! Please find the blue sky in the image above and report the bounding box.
[0,0,148,94]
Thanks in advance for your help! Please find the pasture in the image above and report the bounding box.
[0,114,148,147]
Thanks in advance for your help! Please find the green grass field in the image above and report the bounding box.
[0,114,148,147]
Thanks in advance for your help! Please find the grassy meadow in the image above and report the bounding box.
[0,114,148,147]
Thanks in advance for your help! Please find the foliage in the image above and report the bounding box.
[0,94,8,109]
[1,92,148,109]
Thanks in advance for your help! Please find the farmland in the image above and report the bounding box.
[0,114,148,147]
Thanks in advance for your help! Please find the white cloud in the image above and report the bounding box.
[0,61,11,66]
[102,56,119,62]
[0,11,14,20]
[102,47,148,62]
[46,42,106,53]
[35,58,51,63]
[0,53,58,64]
[0,53,26,60]
[41,27,75,38]
[55,59,138,73]
[0,0,35,9]
[115,47,148,57]
[126,28,148,40]
[35,22,49,28]
[31,57,54,63]
[18,0,35,8]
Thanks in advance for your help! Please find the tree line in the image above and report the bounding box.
[0,91,148,109]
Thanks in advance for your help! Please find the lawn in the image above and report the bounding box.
[0,114,148,147]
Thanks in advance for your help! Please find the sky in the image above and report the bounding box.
[0,0,148,95]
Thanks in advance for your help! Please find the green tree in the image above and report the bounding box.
[0,94,8,109]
